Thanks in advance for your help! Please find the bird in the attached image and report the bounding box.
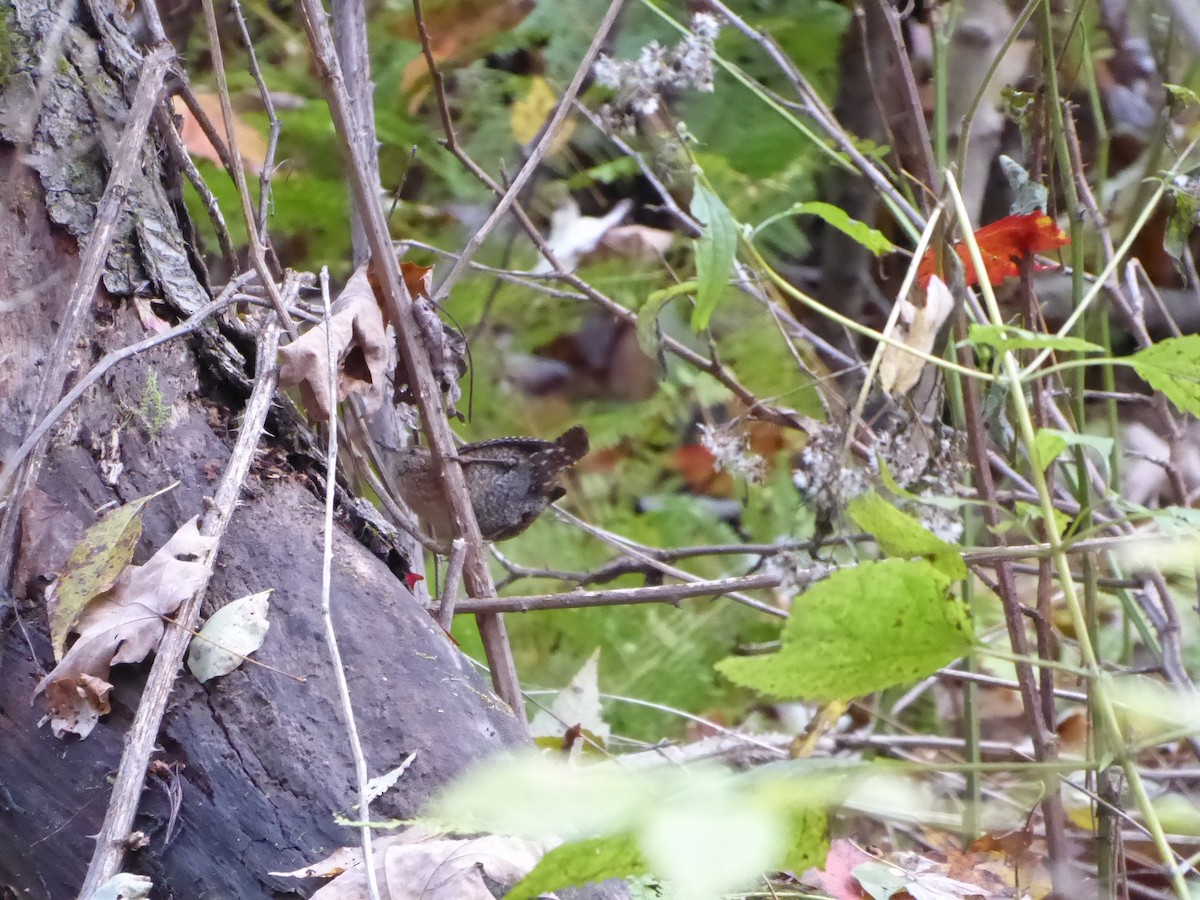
[383,426,589,543]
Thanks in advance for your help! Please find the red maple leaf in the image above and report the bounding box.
[918,212,1069,288]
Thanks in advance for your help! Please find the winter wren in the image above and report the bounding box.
[385,426,589,542]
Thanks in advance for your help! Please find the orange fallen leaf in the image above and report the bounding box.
[172,91,267,175]
[918,212,1069,288]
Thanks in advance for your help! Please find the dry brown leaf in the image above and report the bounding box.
[278,264,390,422]
[597,223,675,262]
[35,517,217,739]
[171,91,267,175]
[879,275,956,396]
[383,261,467,416]
[395,0,535,97]
[291,827,550,899]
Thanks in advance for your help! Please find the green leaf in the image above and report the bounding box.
[846,492,967,579]
[852,861,911,899]
[1032,427,1114,478]
[715,560,974,701]
[1165,83,1200,108]
[1129,335,1200,417]
[1033,428,1068,473]
[967,324,1104,356]
[636,281,693,359]
[49,484,176,660]
[690,179,738,331]
[1165,177,1200,273]
[791,201,895,256]
[506,833,648,900]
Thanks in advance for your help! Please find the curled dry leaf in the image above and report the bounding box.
[879,275,956,396]
[384,261,467,417]
[278,264,390,422]
[35,517,217,739]
[283,827,551,900]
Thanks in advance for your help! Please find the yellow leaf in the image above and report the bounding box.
[510,77,573,153]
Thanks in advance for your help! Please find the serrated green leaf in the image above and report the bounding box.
[716,560,973,701]
[792,201,895,256]
[847,492,967,579]
[968,324,1104,355]
[506,833,647,900]
[690,179,737,331]
[1129,335,1200,417]
[49,484,176,660]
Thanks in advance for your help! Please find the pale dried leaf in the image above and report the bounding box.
[305,829,550,900]
[86,872,153,900]
[364,753,417,805]
[278,265,389,421]
[530,648,610,747]
[598,223,675,262]
[879,276,956,396]
[187,589,272,683]
[533,199,632,273]
[47,484,176,661]
[35,517,217,739]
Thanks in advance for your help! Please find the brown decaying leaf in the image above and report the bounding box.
[278,264,390,422]
[394,0,536,97]
[381,261,467,416]
[171,91,267,175]
[287,828,550,900]
[46,489,176,661]
[878,275,956,396]
[35,517,218,739]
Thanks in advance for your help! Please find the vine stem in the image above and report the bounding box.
[947,174,1190,899]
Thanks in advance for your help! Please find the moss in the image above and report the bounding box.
[0,3,13,87]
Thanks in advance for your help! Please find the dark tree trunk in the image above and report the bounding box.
[0,1,584,896]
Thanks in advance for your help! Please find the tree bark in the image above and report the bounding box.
[0,2,616,897]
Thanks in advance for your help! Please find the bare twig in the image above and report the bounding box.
[317,266,380,900]
[78,308,288,897]
[197,0,295,336]
[453,573,786,616]
[426,0,628,305]
[437,538,467,631]
[331,0,379,266]
[296,0,523,718]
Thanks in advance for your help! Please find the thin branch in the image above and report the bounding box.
[296,0,523,717]
[78,306,288,896]
[427,0,628,305]
[318,267,380,900]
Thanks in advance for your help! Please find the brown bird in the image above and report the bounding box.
[384,426,589,543]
